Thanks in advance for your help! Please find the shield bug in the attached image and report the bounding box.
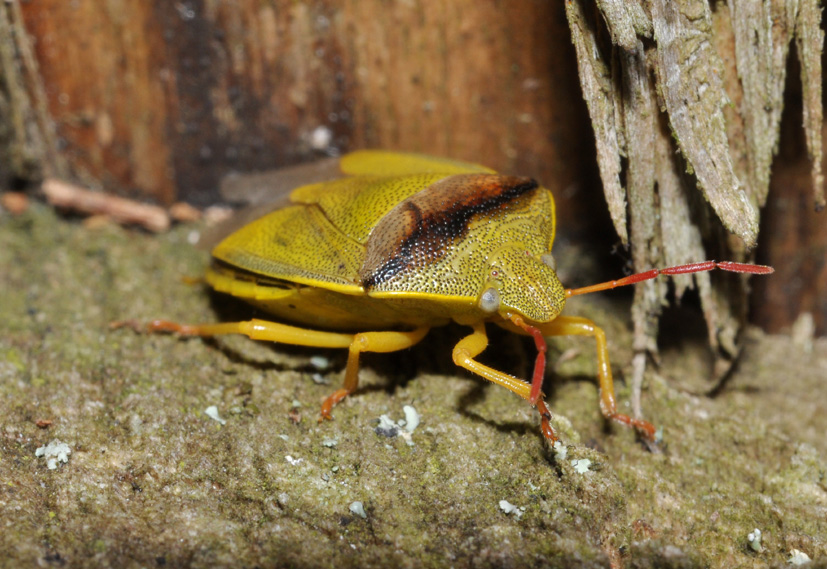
[128,151,773,445]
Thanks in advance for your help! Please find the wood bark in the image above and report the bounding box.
[564,0,824,406]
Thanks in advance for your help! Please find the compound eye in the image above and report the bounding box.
[541,253,557,272]
[478,287,500,313]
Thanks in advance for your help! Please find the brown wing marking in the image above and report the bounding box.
[359,174,538,288]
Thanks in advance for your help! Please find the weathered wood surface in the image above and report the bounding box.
[564,0,824,376]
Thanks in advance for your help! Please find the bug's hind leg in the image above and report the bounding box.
[116,318,427,420]
[536,316,657,441]
[319,327,430,420]
[133,318,356,347]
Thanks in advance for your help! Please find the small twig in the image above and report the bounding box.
[1,191,29,215]
[630,351,646,420]
[42,178,170,232]
[169,201,202,223]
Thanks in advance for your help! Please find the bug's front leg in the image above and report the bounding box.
[452,322,558,442]
[536,316,657,441]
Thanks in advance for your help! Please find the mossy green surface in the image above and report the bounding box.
[1,205,825,568]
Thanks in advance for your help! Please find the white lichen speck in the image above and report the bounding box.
[498,500,525,520]
[204,405,226,425]
[552,441,567,461]
[788,549,811,565]
[570,458,592,474]
[402,405,420,433]
[349,501,367,519]
[747,528,763,553]
[35,440,72,470]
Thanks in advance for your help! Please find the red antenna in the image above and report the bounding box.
[566,261,774,298]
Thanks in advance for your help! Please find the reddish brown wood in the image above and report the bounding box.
[19,0,174,202]
[753,122,827,335]
[19,1,594,217]
[748,38,827,337]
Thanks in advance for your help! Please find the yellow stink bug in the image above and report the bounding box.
[132,151,773,445]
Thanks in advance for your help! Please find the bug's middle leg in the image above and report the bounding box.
[319,327,430,420]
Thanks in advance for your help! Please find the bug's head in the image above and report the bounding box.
[476,245,566,324]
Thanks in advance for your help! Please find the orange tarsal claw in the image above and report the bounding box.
[534,399,558,443]
[612,413,657,442]
[320,389,351,421]
[109,319,201,334]
[565,261,774,297]
[144,319,199,334]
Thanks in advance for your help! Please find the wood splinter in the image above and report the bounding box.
[42,178,171,232]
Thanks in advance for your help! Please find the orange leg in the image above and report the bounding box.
[118,318,429,421]
[536,315,656,441]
